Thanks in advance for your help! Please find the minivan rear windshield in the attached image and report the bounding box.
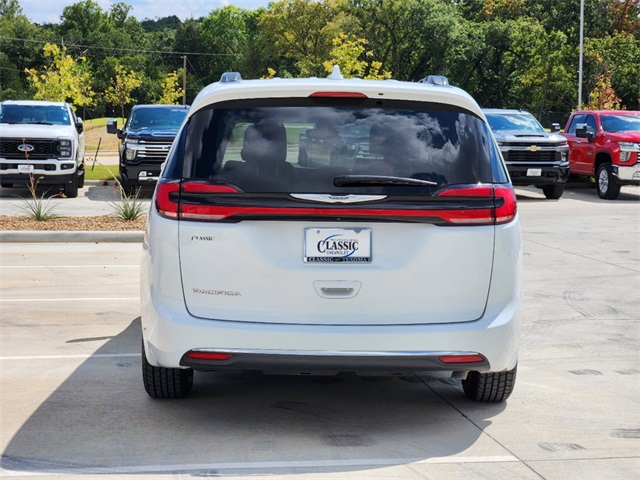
[184,99,493,194]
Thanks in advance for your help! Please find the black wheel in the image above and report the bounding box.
[596,163,621,199]
[77,169,85,189]
[542,184,565,199]
[63,172,78,198]
[462,365,517,402]
[119,170,136,196]
[1,182,13,188]
[121,181,137,197]
[142,342,193,399]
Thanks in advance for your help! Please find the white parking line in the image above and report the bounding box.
[0,353,139,361]
[0,455,520,476]
[0,298,138,302]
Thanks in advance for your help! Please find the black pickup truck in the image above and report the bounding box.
[107,104,188,194]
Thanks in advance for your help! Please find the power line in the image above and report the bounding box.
[0,35,239,57]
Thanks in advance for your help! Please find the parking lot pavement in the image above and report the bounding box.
[0,187,638,479]
[0,182,153,217]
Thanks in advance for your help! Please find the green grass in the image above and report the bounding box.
[84,117,126,127]
[84,164,119,181]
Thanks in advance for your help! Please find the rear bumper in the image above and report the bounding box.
[142,290,519,374]
[506,162,570,186]
[179,348,489,374]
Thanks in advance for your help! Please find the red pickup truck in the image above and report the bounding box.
[563,110,640,199]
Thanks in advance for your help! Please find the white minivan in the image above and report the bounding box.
[141,69,521,402]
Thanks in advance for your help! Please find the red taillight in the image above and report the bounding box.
[436,185,494,225]
[309,92,368,98]
[438,184,517,225]
[438,355,486,364]
[155,179,181,219]
[437,186,494,198]
[185,351,232,361]
[181,182,239,194]
[178,205,495,224]
[494,185,517,224]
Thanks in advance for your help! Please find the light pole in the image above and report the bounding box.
[578,0,584,109]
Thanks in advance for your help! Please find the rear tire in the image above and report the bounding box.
[1,182,13,188]
[462,365,517,402]
[142,342,193,399]
[77,169,85,189]
[63,173,78,198]
[542,184,565,199]
[596,163,621,200]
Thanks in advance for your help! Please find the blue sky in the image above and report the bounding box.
[20,0,270,25]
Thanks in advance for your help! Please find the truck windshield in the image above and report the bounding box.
[485,113,544,133]
[600,113,640,133]
[0,105,70,126]
[129,107,187,130]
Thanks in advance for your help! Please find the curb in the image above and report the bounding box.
[0,230,144,243]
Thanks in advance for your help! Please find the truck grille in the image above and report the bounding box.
[504,150,560,162]
[0,138,57,159]
[135,140,172,161]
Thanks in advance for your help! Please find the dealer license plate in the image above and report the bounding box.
[18,164,34,174]
[527,168,542,177]
[304,228,371,263]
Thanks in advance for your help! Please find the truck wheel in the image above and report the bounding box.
[119,169,136,196]
[142,341,193,399]
[63,173,78,198]
[1,182,13,188]
[542,184,565,199]
[596,163,621,200]
[462,365,517,402]
[77,169,85,189]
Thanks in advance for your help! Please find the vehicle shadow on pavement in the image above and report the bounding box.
[1,318,508,476]
[84,185,154,202]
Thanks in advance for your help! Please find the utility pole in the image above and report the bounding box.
[182,55,187,106]
[578,0,584,109]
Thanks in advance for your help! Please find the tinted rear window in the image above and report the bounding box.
[184,99,493,194]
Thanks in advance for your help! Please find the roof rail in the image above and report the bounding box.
[220,72,242,83]
[419,75,450,87]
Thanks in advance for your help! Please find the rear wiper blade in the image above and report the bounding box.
[334,175,438,187]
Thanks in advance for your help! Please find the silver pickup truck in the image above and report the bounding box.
[484,108,569,199]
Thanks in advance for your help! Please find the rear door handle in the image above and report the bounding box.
[314,281,362,299]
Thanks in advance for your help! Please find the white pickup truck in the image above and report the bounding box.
[0,100,85,198]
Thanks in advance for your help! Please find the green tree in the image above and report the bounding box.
[0,0,22,17]
[157,70,184,104]
[322,33,391,79]
[0,1,43,100]
[104,64,142,118]
[346,0,464,81]
[585,31,640,110]
[25,43,95,107]
[507,19,575,117]
[259,0,344,77]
